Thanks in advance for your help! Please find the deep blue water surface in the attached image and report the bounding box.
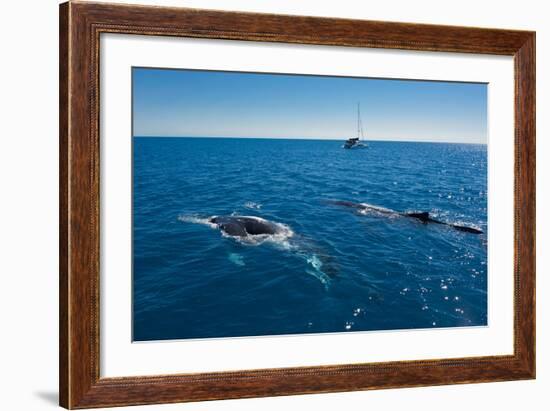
[133,137,487,341]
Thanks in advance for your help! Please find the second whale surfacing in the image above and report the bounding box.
[328,200,483,234]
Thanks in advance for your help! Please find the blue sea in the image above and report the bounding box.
[133,137,487,341]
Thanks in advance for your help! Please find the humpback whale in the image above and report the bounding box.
[209,216,284,237]
[328,200,483,234]
[180,214,338,285]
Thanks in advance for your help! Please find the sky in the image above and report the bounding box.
[132,67,487,144]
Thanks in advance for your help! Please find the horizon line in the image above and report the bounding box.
[133,135,487,145]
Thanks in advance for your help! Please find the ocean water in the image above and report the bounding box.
[133,137,487,341]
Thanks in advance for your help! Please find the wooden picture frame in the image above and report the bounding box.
[59,1,535,408]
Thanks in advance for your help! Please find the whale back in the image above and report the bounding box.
[406,211,431,222]
[209,217,245,237]
[210,216,278,237]
[328,200,361,209]
[219,221,247,236]
[451,224,483,234]
[240,217,278,235]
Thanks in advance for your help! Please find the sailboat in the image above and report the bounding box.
[343,103,368,149]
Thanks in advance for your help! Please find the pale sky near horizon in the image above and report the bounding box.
[133,67,487,144]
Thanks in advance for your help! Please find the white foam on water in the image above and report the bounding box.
[358,202,396,217]
[177,214,218,229]
[304,254,331,288]
[228,253,245,266]
[451,219,484,232]
[359,202,393,213]
[305,269,330,289]
[243,201,262,210]
[307,254,323,271]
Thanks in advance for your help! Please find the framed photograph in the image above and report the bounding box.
[59,1,535,408]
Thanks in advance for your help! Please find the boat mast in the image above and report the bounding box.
[357,102,360,140]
